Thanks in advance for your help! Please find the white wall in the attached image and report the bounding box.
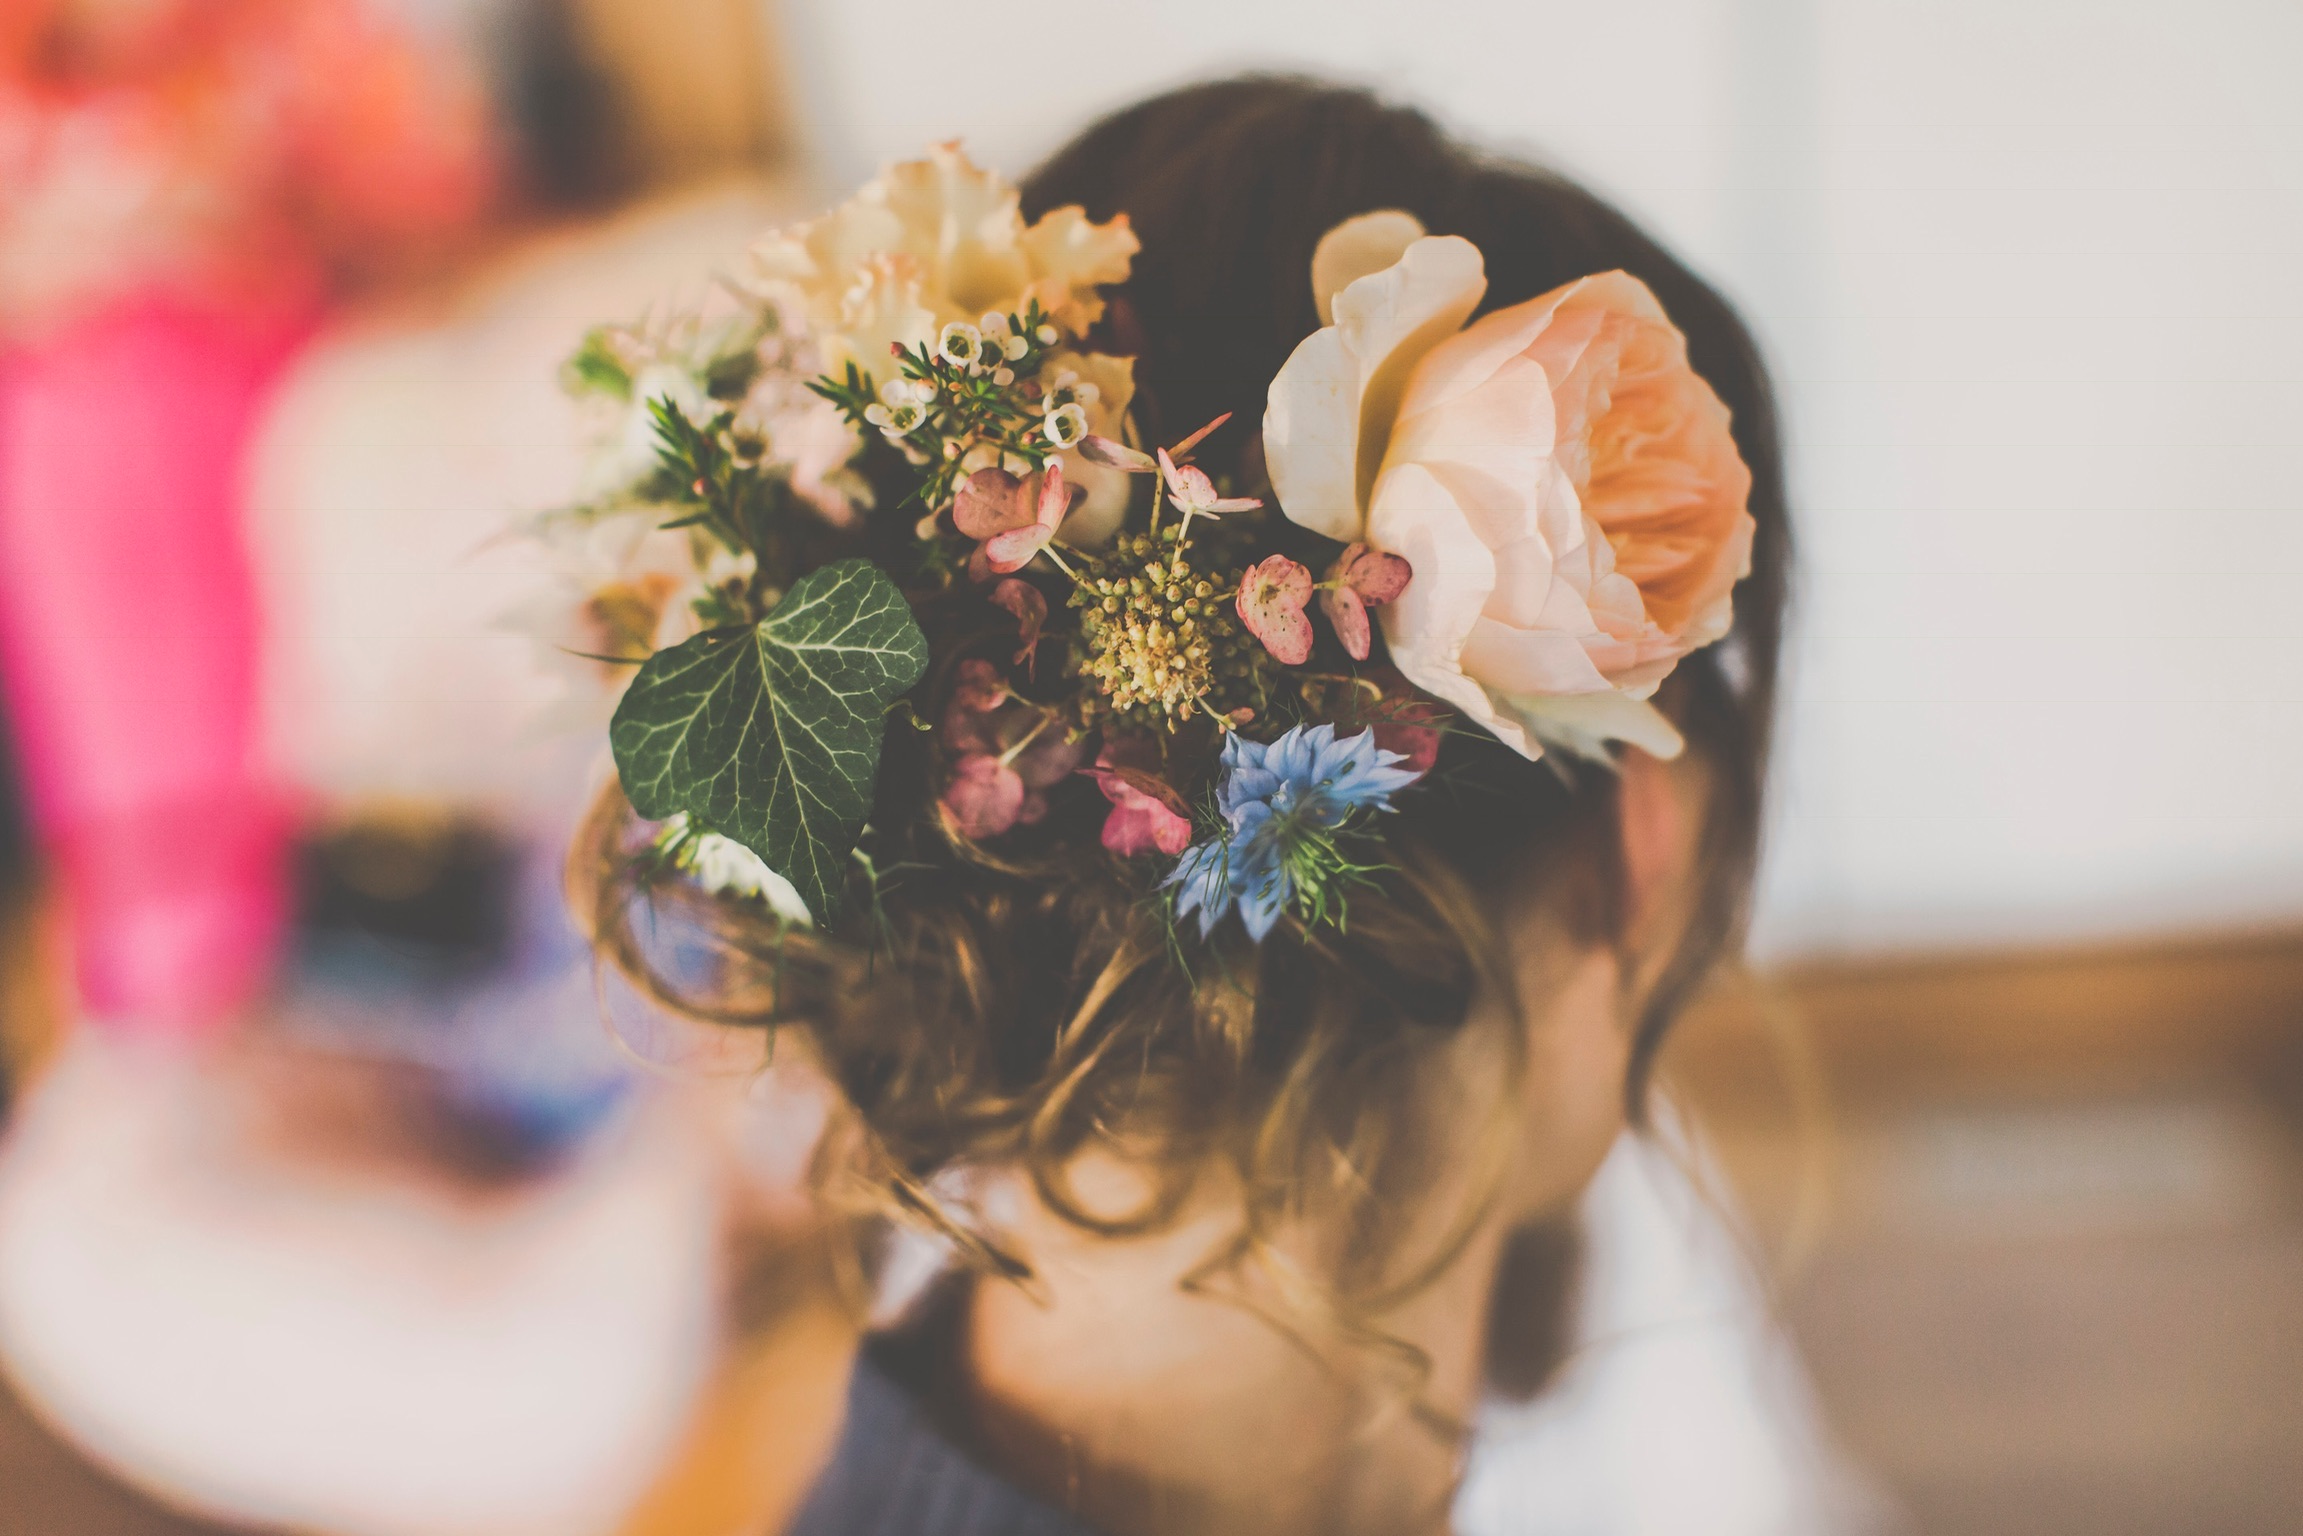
[772,0,2303,956]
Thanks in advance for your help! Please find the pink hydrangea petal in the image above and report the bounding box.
[1237,554,1315,665]
[982,523,1050,572]
[941,753,1026,839]
[1374,718,1442,776]
[950,657,1010,713]
[1321,584,1372,660]
[989,578,1047,671]
[1167,411,1231,463]
[1156,446,1187,501]
[1094,769,1194,857]
[1079,435,1156,472]
[953,468,1033,539]
[1339,543,1412,603]
[1035,459,1069,531]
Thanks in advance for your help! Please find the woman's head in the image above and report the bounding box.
[579,76,1788,1305]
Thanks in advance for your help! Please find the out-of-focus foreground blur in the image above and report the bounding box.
[2,2,2299,1534]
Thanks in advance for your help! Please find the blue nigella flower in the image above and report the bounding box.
[1166,723,1422,941]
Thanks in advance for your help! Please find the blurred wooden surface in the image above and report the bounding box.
[1664,929,2303,1536]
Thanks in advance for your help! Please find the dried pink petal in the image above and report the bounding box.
[1319,545,1412,660]
[989,578,1048,673]
[953,468,1033,540]
[1094,768,1194,857]
[941,753,1026,839]
[1362,695,1447,776]
[1321,584,1373,660]
[1160,453,1215,504]
[1337,543,1412,603]
[1237,554,1315,665]
[980,462,1069,573]
[1166,411,1232,463]
[1079,435,1157,472]
[950,657,1010,714]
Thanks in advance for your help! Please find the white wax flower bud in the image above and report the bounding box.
[1001,333,1030,361]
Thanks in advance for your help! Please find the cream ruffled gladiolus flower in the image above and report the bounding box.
[748,142,1140,540]
[1263,212,1755,761]
[748,142,1136,372]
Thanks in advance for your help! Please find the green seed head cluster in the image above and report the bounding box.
[1072,532,1269,728]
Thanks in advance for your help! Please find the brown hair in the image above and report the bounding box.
[576,77,1789,1319]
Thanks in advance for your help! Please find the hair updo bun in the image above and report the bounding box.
[575,75,1789,1300]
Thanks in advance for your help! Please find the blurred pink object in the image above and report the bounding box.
[0,295,310,1033]
[0,0,497,1034]
[0,0,498,334]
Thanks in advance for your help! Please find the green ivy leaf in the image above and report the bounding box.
[609,559,929,921]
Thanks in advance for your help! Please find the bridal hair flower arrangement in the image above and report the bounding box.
[536,145,1754,942]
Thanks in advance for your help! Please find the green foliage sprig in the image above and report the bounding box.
[589,354,931,923]
[810,299,1071,512]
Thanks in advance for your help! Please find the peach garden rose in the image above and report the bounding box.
[1263,212,1755,760]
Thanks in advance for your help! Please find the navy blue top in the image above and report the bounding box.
[785,1340,1099,1536]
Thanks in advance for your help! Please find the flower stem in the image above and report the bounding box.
[997,711,1057,766]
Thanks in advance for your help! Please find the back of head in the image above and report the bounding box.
[577,75,1790,1304]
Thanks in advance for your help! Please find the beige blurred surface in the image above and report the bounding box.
[1665,935,2303,1536]
[9,899,2303,1533]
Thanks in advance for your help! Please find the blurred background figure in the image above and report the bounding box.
[0,3,826,1533]
[2,2,2300,1535]
[0,0,497,1031]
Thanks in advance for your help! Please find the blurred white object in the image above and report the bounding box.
[0,1033,723,1536]
[1456,1127,1893,1536]
[247,179,806,817]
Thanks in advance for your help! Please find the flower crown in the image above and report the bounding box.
[538,145,1755,941]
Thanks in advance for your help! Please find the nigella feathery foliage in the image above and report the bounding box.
[1167,724,1422,941]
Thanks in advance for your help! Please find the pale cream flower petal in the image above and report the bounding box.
[1510,692,1686,761]
[743,143,1133,368]
[1048,351,1138,547]
[1021,207,1140,334]
[1460,615,1614,696]
[1266,233,1486,541]
[1310,209,1427,325]
[1263,327,1361,541]
[827,253,938,384]
[1368,463,1542,756]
